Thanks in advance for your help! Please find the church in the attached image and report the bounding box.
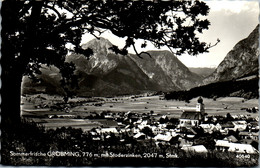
[179,97,205,127]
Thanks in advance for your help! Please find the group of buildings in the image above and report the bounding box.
[27,94,259,155]
[89,97,259,154]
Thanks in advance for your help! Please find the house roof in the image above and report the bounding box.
[220,121,234,128]
[249,122,258,127]
[179,139,193,147]
[224,135,238,143]
[232,120,247,125]
[133,132,145,139]
[180,127,197,135]
[251,132,259,136]
[215,140,231,147]
[192,145,208,153]
[154,134,172,142]
[181,145,208,153]
[199,124,213,128]
[239,131,250,136]
[182,109,197,113]
[240,139,253,144]
[228,143,258,154]
[96,128,118,134]
[180,112,202,120]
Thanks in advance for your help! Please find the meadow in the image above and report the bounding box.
[21,94,258,131]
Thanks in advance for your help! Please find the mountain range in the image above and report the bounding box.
[22,25,259,97]
[66,37,203,96]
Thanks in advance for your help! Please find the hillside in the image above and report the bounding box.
[129,51,202,90]
[189,67,215,78]
[22,66,64,95]
[203,25,259,84]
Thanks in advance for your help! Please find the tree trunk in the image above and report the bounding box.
[1,2,43,129]
[1,68,23,129]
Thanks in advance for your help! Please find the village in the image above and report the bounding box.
[81,97,259,155]
[21,94,259,157]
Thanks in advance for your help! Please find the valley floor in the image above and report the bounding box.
[21,94,258,131]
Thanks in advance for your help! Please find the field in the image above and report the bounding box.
[21,94,258,131]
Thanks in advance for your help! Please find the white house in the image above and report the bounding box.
[232,120,247,131]
[250,132,259,141]
[151,126,161,135]
[215,140,231,152]
[138,120,148,129]
[199,124,215,133]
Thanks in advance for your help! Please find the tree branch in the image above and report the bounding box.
[19,1,33,17]
[206,38,220,50]
[132,43,152,58]
[43,4,62,18]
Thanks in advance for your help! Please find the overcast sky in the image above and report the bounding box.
[81,1,259,68]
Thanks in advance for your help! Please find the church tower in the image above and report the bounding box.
[196,96,205,116]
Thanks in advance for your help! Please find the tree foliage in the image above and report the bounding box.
[141,126,155,138]
[2,0,214,77]
[1,0,215,122]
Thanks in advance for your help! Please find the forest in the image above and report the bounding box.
[164,77,258,101]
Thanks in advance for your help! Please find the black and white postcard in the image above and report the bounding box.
[1,0,259,167]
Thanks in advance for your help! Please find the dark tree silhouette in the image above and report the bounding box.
[1,0,216,126]
[226,113,233,121]
[141,126,155,138]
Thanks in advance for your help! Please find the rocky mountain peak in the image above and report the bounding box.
[82,37,113,55]
[79,38,119,74]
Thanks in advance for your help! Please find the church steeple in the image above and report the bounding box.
[196,97,205,116]
[197,96,203,104]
